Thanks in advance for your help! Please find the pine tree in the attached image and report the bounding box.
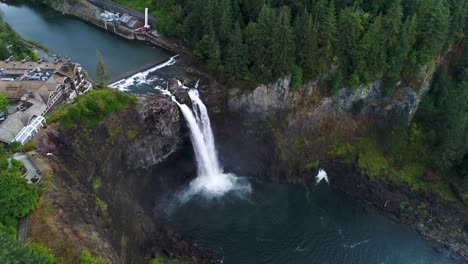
[224,21,249,80]
[217,0,234,46]
[337,7,366,76]
[271,7,295,77]
[416,0,450,64]
[295,10,319,79]
[253,4,276,79]
[358,14,385,82]
[383,0,403,47]
[207,31,222,71]
[317,0,337,74]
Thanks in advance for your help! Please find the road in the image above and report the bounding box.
[13,153,43,184]
[13,153,43,242]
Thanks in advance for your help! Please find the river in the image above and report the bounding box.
[169,180,466,264]
[0,1,173,80]
[1,1,467,264]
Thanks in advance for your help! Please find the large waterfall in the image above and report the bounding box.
[173,88,250,199]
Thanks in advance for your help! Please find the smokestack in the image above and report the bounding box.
[144,8,148,28]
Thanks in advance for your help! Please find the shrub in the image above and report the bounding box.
[48,88,137,127]
[79,250,103,264]
[290,64,303,89]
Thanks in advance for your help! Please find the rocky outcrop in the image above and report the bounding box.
[126,95,182,169]
[228,64,434,121]
[228,77,292,116]
[37,95,220,264]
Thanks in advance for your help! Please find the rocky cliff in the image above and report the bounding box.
[35,94,219,263]
[223,59,468,259]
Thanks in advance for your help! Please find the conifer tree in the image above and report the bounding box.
[224,21,249,80]
[271,7,295,77]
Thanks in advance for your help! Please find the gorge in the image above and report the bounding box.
[0,1,467,264]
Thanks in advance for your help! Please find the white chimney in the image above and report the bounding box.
[144,8,149,28]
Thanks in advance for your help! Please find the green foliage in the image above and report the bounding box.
[48,88,137,127]
[95,197,108,213]
[7,141,24,153]
[0,16,38,61]
[126,129,138,141]
[224,21,249,80]
[92,178,101,192]
[27,242,58,264]
[0,173,38,221]
[0,92,9,111]
[0,231,57,264]
[79,250,103,264]
[305,160,319,170]
[149,256,188,264]
[0,145,38,229]
[290,64,303,89]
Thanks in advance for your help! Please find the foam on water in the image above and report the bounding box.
[109,55,178,91]
[173,89,251,200]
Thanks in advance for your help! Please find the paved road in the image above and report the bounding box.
[17,215,29,242]
[13,153,42,184]
[13,152,43,241]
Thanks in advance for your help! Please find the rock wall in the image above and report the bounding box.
[228,63,434,121]
[37,95,219,263]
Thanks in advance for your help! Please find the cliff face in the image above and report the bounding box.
[222,63,436,180]
[228,63,434,123]
[36,94,219,263]
[222,60,468,259]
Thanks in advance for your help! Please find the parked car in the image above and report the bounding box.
[0,111,7,123]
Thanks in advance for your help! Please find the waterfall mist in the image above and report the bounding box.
[171,87,251,202]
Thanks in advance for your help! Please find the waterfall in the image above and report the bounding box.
[172,88,251,199]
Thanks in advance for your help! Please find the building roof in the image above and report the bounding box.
[0,61,80,102]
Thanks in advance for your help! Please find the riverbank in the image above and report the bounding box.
[51,0,187,55]
[323,161,468,261]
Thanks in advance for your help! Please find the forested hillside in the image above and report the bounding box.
[116,0,466,91]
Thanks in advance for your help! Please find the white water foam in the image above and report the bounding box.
[315,169,329,185]
[109,54,178,91]
[150,82,250,201]
[173,89,251,200]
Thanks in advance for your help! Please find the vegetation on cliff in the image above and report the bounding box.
[115,0,465,92]
[47,88,137,127]
[332,42,468,203]
[0,231,57,263]
[0,146,38,236]
[0,14,38,61]
[0,146,56,263]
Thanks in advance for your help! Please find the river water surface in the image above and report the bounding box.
[0,1,172,79]
[169,180,466,264]
[2,2,467,264]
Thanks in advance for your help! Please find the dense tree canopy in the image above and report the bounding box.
[0,231,57,264]
[116,0,468,90]
[0,146,38,235]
